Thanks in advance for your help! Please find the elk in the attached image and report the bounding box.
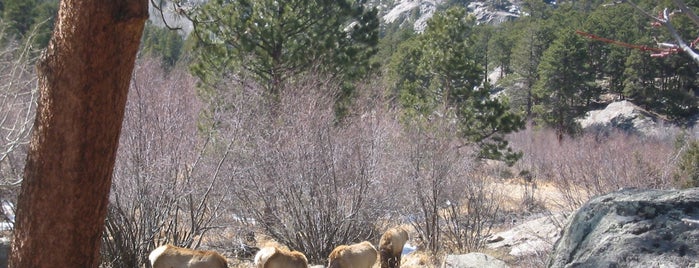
[148,244,228,268]
[254,246,308,268]
[327,241,378,268]
[379,227,409,268]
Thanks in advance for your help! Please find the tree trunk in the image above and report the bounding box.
[9,0,148,267]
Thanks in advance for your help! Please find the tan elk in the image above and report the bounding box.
[379,227,409,268]
[254,246,308,268]
[328,241,378,268]
[148,244,228,268]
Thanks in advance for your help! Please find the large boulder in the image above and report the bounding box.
[548,188,699,268]
[577,100,674,138]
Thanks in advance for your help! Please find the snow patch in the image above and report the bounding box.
[402,242,417,255]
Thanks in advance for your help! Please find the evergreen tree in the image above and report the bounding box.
[487,24,516,78]
[190,0,379,104]
[9,0,148,266]
[520,0,553,20]
[582,4,641,97]
[389,7,524,163]
[511,19,555,116]
[674,139,699,188]
[533,28,597,137]
[29,0,58,48]
[623,48,662,109]
[471,24,493,79]
[2,0,36,38]
[140,22,184,68]
[374,23,415,71]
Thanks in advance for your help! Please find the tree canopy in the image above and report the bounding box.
[389,7,525,164]
[189,0,379,102]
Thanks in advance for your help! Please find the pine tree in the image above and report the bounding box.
[140,22,184,68]
[623,48,661,109]
[2,0,36,38]
[389,7,524,163]
[582,4,641,97]
[29,0,58,49]
[9,0,148,266]
[488,24,516,77]
[511,19,555,116]
[190,0,378,103]
[533,29,597,137]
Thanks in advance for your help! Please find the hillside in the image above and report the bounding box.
[379,0,522,31]
[148,0,524,33]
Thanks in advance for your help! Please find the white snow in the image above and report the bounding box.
[402,242,417,255]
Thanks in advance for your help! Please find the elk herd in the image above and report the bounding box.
[148,227,409,268]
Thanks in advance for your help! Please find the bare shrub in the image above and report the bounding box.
[101,58,227,267]
[440,170,501,253]
[212,72,386,264]
[0,26,40,201]
[399,115,461,254]
[509,125,677,210]
[0,24,45,231]
[102,61,521,266]
[388,109,501,256]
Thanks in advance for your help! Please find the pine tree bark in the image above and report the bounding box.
[9,0,148,267]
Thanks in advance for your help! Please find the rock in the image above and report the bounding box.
[486,235,504,243]
[487,213,567,257]
[548,188,699,268]
[381,0,521,32]
[467,2,520,25]
[578,100,675,138]
[442,252,509,268]
[381,0,441,32]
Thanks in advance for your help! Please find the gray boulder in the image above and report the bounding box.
[487,213,566,258]
[548,188,699,268]
[442,252,509,268]
[577,100,676,138]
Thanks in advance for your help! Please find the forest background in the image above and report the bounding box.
[0,0,697,267]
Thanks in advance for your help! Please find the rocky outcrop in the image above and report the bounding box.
[381,0,442,32]
[467,2,520,25]
[577,100,674,138]
[381,0,521,32]
[548,188,699,268]
[487,213,566,258]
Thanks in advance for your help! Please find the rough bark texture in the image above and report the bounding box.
[9,0,148,267]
